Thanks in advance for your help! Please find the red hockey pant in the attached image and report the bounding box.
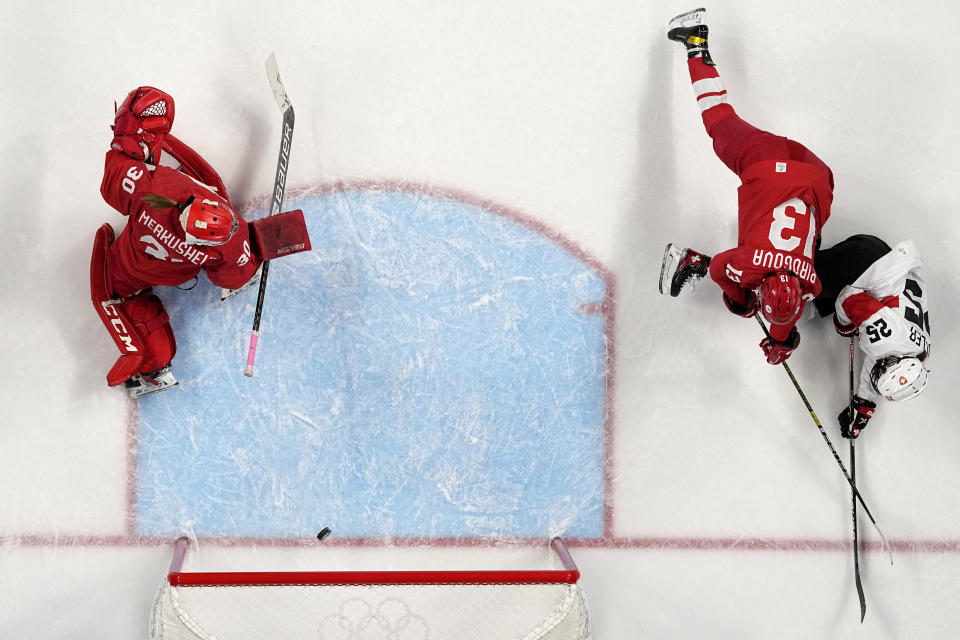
[686,58,833,184]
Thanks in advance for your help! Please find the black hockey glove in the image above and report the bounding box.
[833,314,857,337]
[722,290,757,318]
[838,396,877,439]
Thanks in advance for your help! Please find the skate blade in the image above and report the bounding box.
[128,379,179,399]
[658,243,682,296]
[668,7,706,29]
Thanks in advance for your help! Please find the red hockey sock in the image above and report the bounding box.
[687,58,736,135]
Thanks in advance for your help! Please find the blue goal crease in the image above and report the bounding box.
[136,188,609,540]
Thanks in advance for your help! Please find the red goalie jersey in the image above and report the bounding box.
[92,85,310,395]
[100,148,260,296]
[91,86,264,395]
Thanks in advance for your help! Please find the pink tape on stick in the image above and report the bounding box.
[244,331,260,377]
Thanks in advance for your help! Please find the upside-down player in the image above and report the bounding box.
[811,235,931,438]
[659,7,835,366]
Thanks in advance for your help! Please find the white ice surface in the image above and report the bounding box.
[2,1,959,637]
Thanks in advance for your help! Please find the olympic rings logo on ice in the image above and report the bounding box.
[317,596,429,639]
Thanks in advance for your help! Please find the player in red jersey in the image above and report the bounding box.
[91,87,261,397]
[658,8,835,366]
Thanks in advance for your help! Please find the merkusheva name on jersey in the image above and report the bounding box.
[138,210,210,265]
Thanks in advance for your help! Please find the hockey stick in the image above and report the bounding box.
[244,53,295,377]
[755,315,893,564]
[849,336,867,622]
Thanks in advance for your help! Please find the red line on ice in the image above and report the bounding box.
[9,180,955,558]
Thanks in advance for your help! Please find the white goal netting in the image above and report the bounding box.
[149,538,591,640]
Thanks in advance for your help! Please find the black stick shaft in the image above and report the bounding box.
[251,113,294,333]
[244,55,295,377]
[755,315,892,564]
[850,337,866,621]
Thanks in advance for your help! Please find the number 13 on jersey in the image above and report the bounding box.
[769,197,817,259]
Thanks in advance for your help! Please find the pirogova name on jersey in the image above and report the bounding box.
[752,249,817,287]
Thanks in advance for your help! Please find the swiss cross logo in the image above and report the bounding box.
[899,376,908,386]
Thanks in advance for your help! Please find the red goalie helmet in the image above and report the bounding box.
[179,196,239,246]
[112,86,175,162]
[759,272,802,325]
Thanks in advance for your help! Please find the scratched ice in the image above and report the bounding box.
[136,188,609,539]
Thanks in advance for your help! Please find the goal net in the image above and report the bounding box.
[150,537,591,640]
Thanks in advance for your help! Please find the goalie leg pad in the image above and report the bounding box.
[91,224,147,359]
[97,292,175,386]
[107,355,144,387]
[91,226,176,384]
[121,292,177,377]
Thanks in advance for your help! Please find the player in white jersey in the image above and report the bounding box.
[812,235,930,438]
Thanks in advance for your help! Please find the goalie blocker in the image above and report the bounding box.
[220,209,311,300]
[251,209,311,259]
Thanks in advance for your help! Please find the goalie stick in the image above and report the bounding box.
[755,315,893,565]
[849,336,867,622]
[244,53,295,377]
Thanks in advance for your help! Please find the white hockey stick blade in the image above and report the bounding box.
[265,53,292,113]
[220,265,263,301]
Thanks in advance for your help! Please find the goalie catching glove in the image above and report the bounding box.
[111,87,174,163]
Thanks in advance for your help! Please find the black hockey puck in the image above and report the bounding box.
[317,527,332,541]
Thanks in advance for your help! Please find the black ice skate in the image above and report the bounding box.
[659,243,711,297]
[125,366,179,399]
[667,7,714,66]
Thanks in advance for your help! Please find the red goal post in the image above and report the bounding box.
[150,537,591,639]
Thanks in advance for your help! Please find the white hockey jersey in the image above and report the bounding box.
[835,240,930,402]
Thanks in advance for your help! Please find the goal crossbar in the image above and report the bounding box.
[166,537,581,587]
[153,537,591,640]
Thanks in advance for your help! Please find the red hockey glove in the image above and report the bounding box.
[111,87,175,162]
[759,327,800,365]
[722,290,757,318]
[833,314,857,337]
[838,396,876,439]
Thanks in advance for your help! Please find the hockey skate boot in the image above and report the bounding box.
[659,243,711,297]
[125,366,179,399]
[667,7,714,66]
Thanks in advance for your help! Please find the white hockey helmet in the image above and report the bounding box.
[870,355,929,402]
